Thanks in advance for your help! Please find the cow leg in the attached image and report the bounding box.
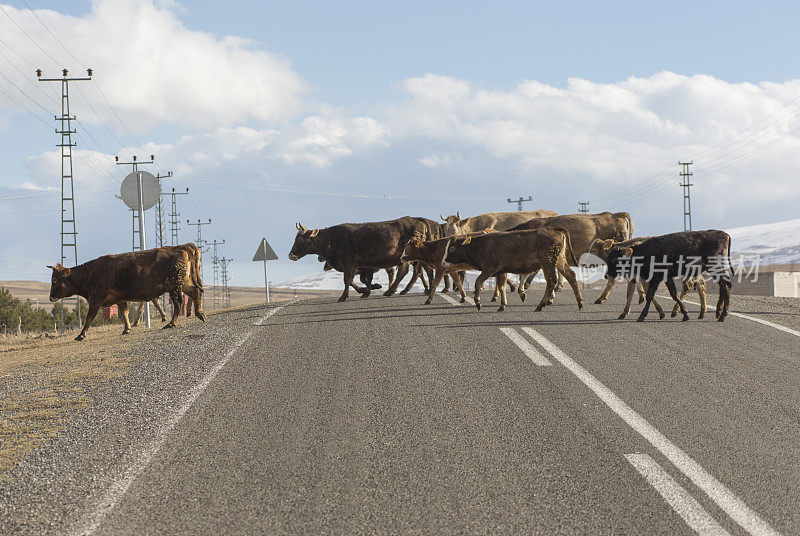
[697,278,707,319]
[153,298,167,321]
[164,290,182,328]
[473,271,492,311]
[184,286,206,321]
[441,274,451,293]
[636,279,661,322]
[637,281,647,304]
[452,270,468,303]
[716,279,731,322]
[423,266,434,294]
[557,263,583,311]
[358,270,373,298]
[491,283,500,302]
[385,267,395,289]
[131,301,146,327]
[340,266,356,302]
[399,263,421,295]
[385,263,409,296]
[665,278,689,321]
[671,279,691,317]
[554,272,565,292]
[425,269,446,305]
[75,301,100,341]
[618,280,637,319]
[536,264,558,311]
[118,302,131,334]
[496,273,508,311]
[595,278,616,304]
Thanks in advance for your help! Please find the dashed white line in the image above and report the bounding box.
[673,296,800,339]
[520,327,779,536]
[69,332,253,536]
[499,327,551,366]
[626,453,731,536]
[439,293,475,306]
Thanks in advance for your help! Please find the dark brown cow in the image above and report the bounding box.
[289,217,433,302]
[48,243,205,340]
[441,210,558,236]
[509,212,634,301]
[443,228,583,311]
[600,230,733,322]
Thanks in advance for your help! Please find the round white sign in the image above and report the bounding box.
[120,171,161,211]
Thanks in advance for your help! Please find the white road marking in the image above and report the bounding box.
[520,327,780,536]
[660,295,800,339]
[626,453,731,536]
[438,293,475,306]
[499,327,551,366]
[253,303,289,325]
[69,332,254,536]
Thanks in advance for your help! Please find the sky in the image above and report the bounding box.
[1,0,800,287]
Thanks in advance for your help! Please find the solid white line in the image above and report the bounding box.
[438,293,475,306]
[626,453,731,536]
[499,327,551,366]
[69,332,253,536]
[673,296,800,339]
[253,303,288,325]
[520,327,780,536]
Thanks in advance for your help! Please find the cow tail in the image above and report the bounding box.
[553,227,578,266]
[623,212,634,240]
[190,244,204,290]
[727,234,735,284]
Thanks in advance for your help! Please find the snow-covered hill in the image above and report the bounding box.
[276,218,800,290]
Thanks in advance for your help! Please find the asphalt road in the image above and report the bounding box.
[2,287,799,535]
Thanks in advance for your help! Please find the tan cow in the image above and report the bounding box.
[440,210,558,236]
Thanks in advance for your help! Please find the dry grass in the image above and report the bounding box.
[0,320,200,476]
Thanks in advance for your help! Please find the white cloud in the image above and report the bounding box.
[0,0,307,130]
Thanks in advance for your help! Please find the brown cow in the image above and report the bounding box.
[48,244,205,340]
[441,210,558,236]
[443,228,583,311]
[510,212,634,302]
[400,230,499,305]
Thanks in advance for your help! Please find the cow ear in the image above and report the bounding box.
[463,217,471,225]
[622,248,633,256]
[602,239,614,250]
[60,267,71,276]
[462,235,472,245]
[310,228,320,237]
[47,265,55,270]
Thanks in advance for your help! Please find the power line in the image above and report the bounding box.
[0,4,62,66]
[21,0,85,68]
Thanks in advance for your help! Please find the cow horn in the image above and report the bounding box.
[310,228,320,237]
[456,211,461,220]
[296,222,302,231]
[440,214,446,221]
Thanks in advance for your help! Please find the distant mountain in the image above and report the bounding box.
[276,218,800,290]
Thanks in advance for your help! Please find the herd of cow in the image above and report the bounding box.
[45,209,733,342]
[288,209,733,321]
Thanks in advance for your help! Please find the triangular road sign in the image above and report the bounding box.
[253,237,278,261]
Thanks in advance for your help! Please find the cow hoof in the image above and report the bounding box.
[355,287,367,294]
[594,298,604,305]
[638,296,645,304]
[659,312,666,320]
[371,284,382,290]
[360,292,371,299]
[698,313,705,319]
[75,334,86,341]
[424,299,432,305]
[636,316,646,322]
[717,316,726,322]
[475,303,481,311]
[196,312,207,322]
[617,313,627,320]
[670,311,678,317]
[162,323,176,329]
[383,290,395,297]
[534,306,543,312]
[546,299,554,306]
[520,294,526,303]
[577,302,583,311]
[440,288,449,293]
[338,296,347,302]
[497,306,505,312]
[459,297,466,303]
[682,315,690,322]
[398,289,409,295]
[490,297,497,302]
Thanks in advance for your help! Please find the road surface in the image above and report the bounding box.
[1,290,798,535]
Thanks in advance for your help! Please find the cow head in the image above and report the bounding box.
[400,238,425,263]
[47,264,75,301]
[443,235,472,266]
[441,212,472,236]
[602,244,634,280]
[288,223,320,261]
[588,239,616,262]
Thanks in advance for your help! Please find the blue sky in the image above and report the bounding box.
[1,1,800,286]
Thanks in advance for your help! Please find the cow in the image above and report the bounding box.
[598,230,732,322]
[48,243,205,341]
[288,217,433,302]
[587,237,708,320]
[322,261,395,294]
[400,230,500,305]
[509,212,634,302]
[442,228,583,312]
[440,210,558,237]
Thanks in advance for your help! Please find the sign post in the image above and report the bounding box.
[252,237,278,303]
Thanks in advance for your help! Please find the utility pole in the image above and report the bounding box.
[38,68,93,333]
[154,171,172,248]
[187,218,212,283]
[116,155,155,251]
[578,202,590,214]
[165,187,189,246]
[220,257,233,308]
[679,161,693,231]
[208,239,226,310]
[507,196,532,211]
